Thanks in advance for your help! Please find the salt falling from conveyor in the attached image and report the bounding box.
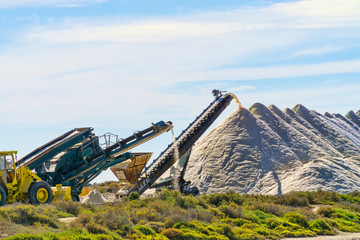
[171,128,181,190]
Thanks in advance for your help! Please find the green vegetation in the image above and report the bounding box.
[2,189,360,239]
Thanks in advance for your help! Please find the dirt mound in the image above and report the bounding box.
[184,104,360,195]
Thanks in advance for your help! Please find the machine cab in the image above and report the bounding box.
[0,151,17,184]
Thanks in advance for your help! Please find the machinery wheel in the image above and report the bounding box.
[29,181,53,204]
[71,194,80,202]
[0,185,6,206]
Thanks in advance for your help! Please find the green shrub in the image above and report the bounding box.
[3,190,359,240]
[283,212,310,228]
[4,234,44,240]
[203,191,244,207]
[187,208,214,223]
[0,205,58,228]
[135,225,156,236]
[74,212,92,226]
[214,223,236,240]
[163,209,191,228]
[310,219,335,235]
[242,211,260,224]
[233,218,252,227]
[317,206,335,217]
[250,203,283,216]
[175,195,197,209]
[161,228,185,240]
[234,227,265,240]
[277,192,309,207]
[128,192,140,200]
[330,218,360,232]
[52,200,81,216]
[145,222,165,233]
[331,208,360,222]
[219,203,242,219]
[85,222,107,234]
[53,210,73,218]
[265,218,282,229]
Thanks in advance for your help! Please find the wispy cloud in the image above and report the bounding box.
[0,0,106,9]
[272,0,360,18]
[26,21,242,43]
[0,0,359,130]
[193,60,360,81]
[293,45,344,56]
[228,86,255,92]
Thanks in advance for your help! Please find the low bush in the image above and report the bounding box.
[219,202,242,219]
[160,228,184,240]
[4,234,44,240]
[135,225,156,236]
[317,206,335,217]
[128,192,140,201]
[277,192,309,207]
[145,222,165,233]
[283,212,310,229]
[0,205,59,228]
[6,190,360,239]
[310,219,335,235]
[53,200,81,216]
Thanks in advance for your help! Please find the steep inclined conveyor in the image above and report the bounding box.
[128,92,235,195]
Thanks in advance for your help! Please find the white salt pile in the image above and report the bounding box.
[141,188,157,198]
[102,192,117,202]
[184,104,360,195]
[81,189,109,204]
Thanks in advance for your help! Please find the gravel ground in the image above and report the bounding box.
[284,232,360,240]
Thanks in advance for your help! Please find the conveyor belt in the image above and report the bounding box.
[17,128,93,170]
[130,93,234,195]
[17,121,172,198]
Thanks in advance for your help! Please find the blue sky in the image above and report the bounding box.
[1,0,359,182]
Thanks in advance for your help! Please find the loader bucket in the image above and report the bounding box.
[52,184,72,201]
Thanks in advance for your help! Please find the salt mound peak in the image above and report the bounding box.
[250,103,277,123]
[184,104,360,195]
[292,104,309,114]
[346,111,360,127]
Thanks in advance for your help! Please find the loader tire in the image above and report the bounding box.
[71,193,80,202]
[0,185,6,206]
[29,181,53,204]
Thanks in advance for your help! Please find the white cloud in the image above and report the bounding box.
[293,45,344,56]
[16,0,360,45]
[228,86,255,92]
[193,60,360,81]
[26,21,243,43]
[272,0,360,18]
[0,0,359,129]
[0,0,105,9]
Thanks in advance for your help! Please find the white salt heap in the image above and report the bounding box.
[81,189,109,204]
[184,104,360,195]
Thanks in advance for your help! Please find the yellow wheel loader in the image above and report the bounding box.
[0,151,70,206]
